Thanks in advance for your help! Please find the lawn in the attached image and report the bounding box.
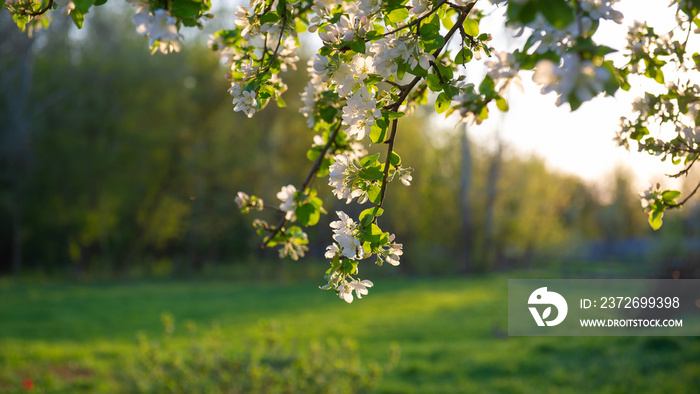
[0,274,698,393]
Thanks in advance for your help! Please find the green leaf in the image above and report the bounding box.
[360,207,384,226]
[70,10,86,29]
[260,11,279,24]
[363,223,383,244]
[171,0,204,19]
[386,7,409,23]
[496,96,509,112]
[507,0,538,25]
[693,52,700,68]
[435,92,451,114]
[441,14,455,30]
[367,185,382,204]
[423,35,446,53]
[426,74,442,92]
[436,63,453,81]
[442,84,459,99]
[654,69,665,84]
[73,0,93,13]
[181,17,199,27]
[479,75,496,96]
[420,14,441,36]
[360,153,380,167]
[383,111,405,120]
[295,22,308,34]
[661,190,681,203]
[296,203,320,226]
[397,61,407,80]
[463,18,479,36]
[455,48,473,64]
[539,0,575,29]
[307,147,321,161]
[348,38,366,54]
[389,152,401,167]
[359,166,384,181]
[648,210,663,231]
[477,105,489,121]
[370,119,388,143]
[319,106,337,123]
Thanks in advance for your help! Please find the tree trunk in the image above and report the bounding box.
[1,16,35,275]
[458,123,474,273]
[483,140,502,271]
[10,190,22,275]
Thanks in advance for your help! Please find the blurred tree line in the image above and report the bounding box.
[1,7,687,279]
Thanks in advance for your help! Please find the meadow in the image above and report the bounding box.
[1,274,698,393]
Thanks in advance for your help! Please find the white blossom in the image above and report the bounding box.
[341,84,381,140]
[579,0,623,24]
[357,0,381,18]
[532,54,610,106]
[381,234,403,266]
[312,54,334,82]
[329,211,364,260]
[639,183,660,210]
[229,83,258,118]
[328,154,366,203]
[325,243,341,259]
[234,5,255,40]
[338,279,374,303]
[300,82,318,127]
[485,51,523,95]
[350,54,376,81]
[148,9,183,54]
[399,169,412,186]
[235,192,250,210]
[279,36,300,71]
[132,7,152,35]
[407,0,430,18]
[277,184,297,220]
[125,0,148,8]
[371,37,399,78]
[55,0,75,15]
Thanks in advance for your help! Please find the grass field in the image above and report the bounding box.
[0,274,699,393]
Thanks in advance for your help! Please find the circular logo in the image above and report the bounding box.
[528,287,568,327]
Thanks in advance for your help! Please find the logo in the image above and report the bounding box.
[528,287,568,326]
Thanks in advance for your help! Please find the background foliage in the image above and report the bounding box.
[2,7,700,278]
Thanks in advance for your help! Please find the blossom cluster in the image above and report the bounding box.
[127,1,184,54]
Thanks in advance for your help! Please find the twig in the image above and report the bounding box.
[667,153,699,178]
[377,118,399,208]
[668,180,700,209]
[382,0,449,37]
[24,0,54,17]
[262,121,343,248]
[376,7,474,211]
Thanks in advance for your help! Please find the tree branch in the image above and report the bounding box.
[668,180,700,209]
[667,153,699,178]
[24,0,54,17]
[376,6,474,210]
[377,118,398,208]
[382,0,449,37]
[262,121,343,248]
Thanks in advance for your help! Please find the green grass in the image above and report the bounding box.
[0,275,699,393]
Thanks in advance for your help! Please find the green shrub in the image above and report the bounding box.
[123,313,398,393]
